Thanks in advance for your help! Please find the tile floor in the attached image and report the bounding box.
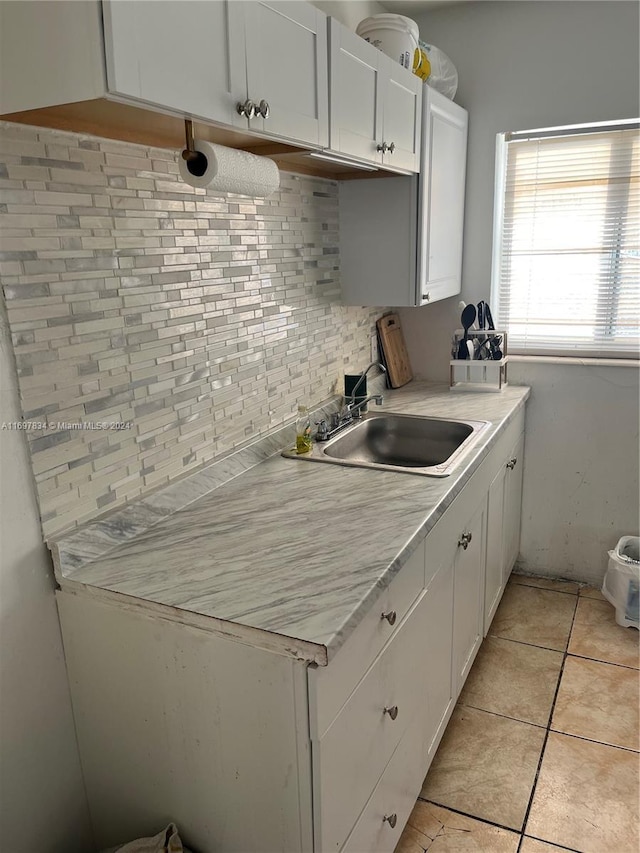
[395,573,640,853]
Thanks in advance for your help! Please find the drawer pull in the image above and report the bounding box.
[383,813,398,829]
[506,457,517,470]
[384,705,399,721]
[458,531,473,550]
[381,610,397,626]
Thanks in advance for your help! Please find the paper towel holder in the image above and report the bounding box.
[180,120,208,178]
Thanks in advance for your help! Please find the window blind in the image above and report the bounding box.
[492,124,640,358]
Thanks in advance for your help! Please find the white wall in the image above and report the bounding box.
[510,359,639,585]
[0,303,93,850]
[399,1,639,583]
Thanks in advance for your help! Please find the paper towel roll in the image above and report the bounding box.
[179,140,280,197]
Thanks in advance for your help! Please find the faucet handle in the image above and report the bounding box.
[315,420,328,440]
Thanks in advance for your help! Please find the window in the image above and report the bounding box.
[491,121,639,358]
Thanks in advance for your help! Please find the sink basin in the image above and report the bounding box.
[283,412,491,477]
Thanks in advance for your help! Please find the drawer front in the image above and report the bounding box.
[310,539,425,738]
[341,704,428,853]
[315,590,429,852]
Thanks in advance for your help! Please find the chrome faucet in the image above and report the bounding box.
[315,363,387,441]
[348,361,387,408]
[348,394,383,420]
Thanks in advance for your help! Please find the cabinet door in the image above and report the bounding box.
[423,561,454,762]
[503,433,525,582]
[328,19,383,165]
[242,1,328,146]
[484,462,507,634]
[102,0,244,127]
[417,86,468,305]
[380,56,422,173]
[452,497,486,696]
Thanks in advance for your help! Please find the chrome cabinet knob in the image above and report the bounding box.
[383,813,398,829]
[506,458,517,470]
[387,142,396,154]
[236,99,256,118]
[257,99,270,119]
[381,610,397,626]
[458,531,473,550]
[376,142,388,153]
[423,292,431,302]
[384,705,399,720]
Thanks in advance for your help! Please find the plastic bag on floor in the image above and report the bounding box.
[602,535,639,629]
[102,823,193,853]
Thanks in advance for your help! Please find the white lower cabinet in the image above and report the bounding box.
[484,426,526,634]
[57,409,525,853]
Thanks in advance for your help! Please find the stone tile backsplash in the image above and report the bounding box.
[0,122,382,537]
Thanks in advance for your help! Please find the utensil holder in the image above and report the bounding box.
[449,330,508,392]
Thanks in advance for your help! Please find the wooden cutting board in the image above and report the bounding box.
[377,313,413,388]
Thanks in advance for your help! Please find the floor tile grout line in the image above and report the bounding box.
[515,593,581,852]
[547,726,640,755]
[566,650,640,672]
[487,631,570,654]
[456,699,549,730]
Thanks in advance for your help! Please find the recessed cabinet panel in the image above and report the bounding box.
[243,1,328,145]
[503,432,525,582]
[329,19,382,163]
[102,0,242,127]
[452,497,486,696]
[382,61,422,172]
[485,463,507,633]
[418,87,468,303]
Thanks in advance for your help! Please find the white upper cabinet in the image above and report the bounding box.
[328,20,421,173]
[240,1,328,146]
[338,86,467,306]
[102,0,328,148]
[417,86,468,303]
[102,0,241,127]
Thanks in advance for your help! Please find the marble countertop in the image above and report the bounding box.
[52,381,529,665]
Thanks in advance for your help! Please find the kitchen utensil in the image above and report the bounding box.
[376,314,413,387]
[457,303,476,360]
[482,303,503,360]
[477,301,485,330]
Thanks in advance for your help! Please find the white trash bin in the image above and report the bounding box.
[602,535,640,629]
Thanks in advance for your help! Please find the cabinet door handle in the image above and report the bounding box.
[376,142,389,153]
[423,292,431,302]
[384,705,399,720]
[256,99,270,119]
[236,99,256,118]
[387,142,396,154]
[383,813,398,829]
[506,458,517,470]
[381,610,397,626]
[458,531,472,549]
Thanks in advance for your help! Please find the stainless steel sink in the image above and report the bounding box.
[283,412,491,477]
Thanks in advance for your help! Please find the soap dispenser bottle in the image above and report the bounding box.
[295,405,312,454]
